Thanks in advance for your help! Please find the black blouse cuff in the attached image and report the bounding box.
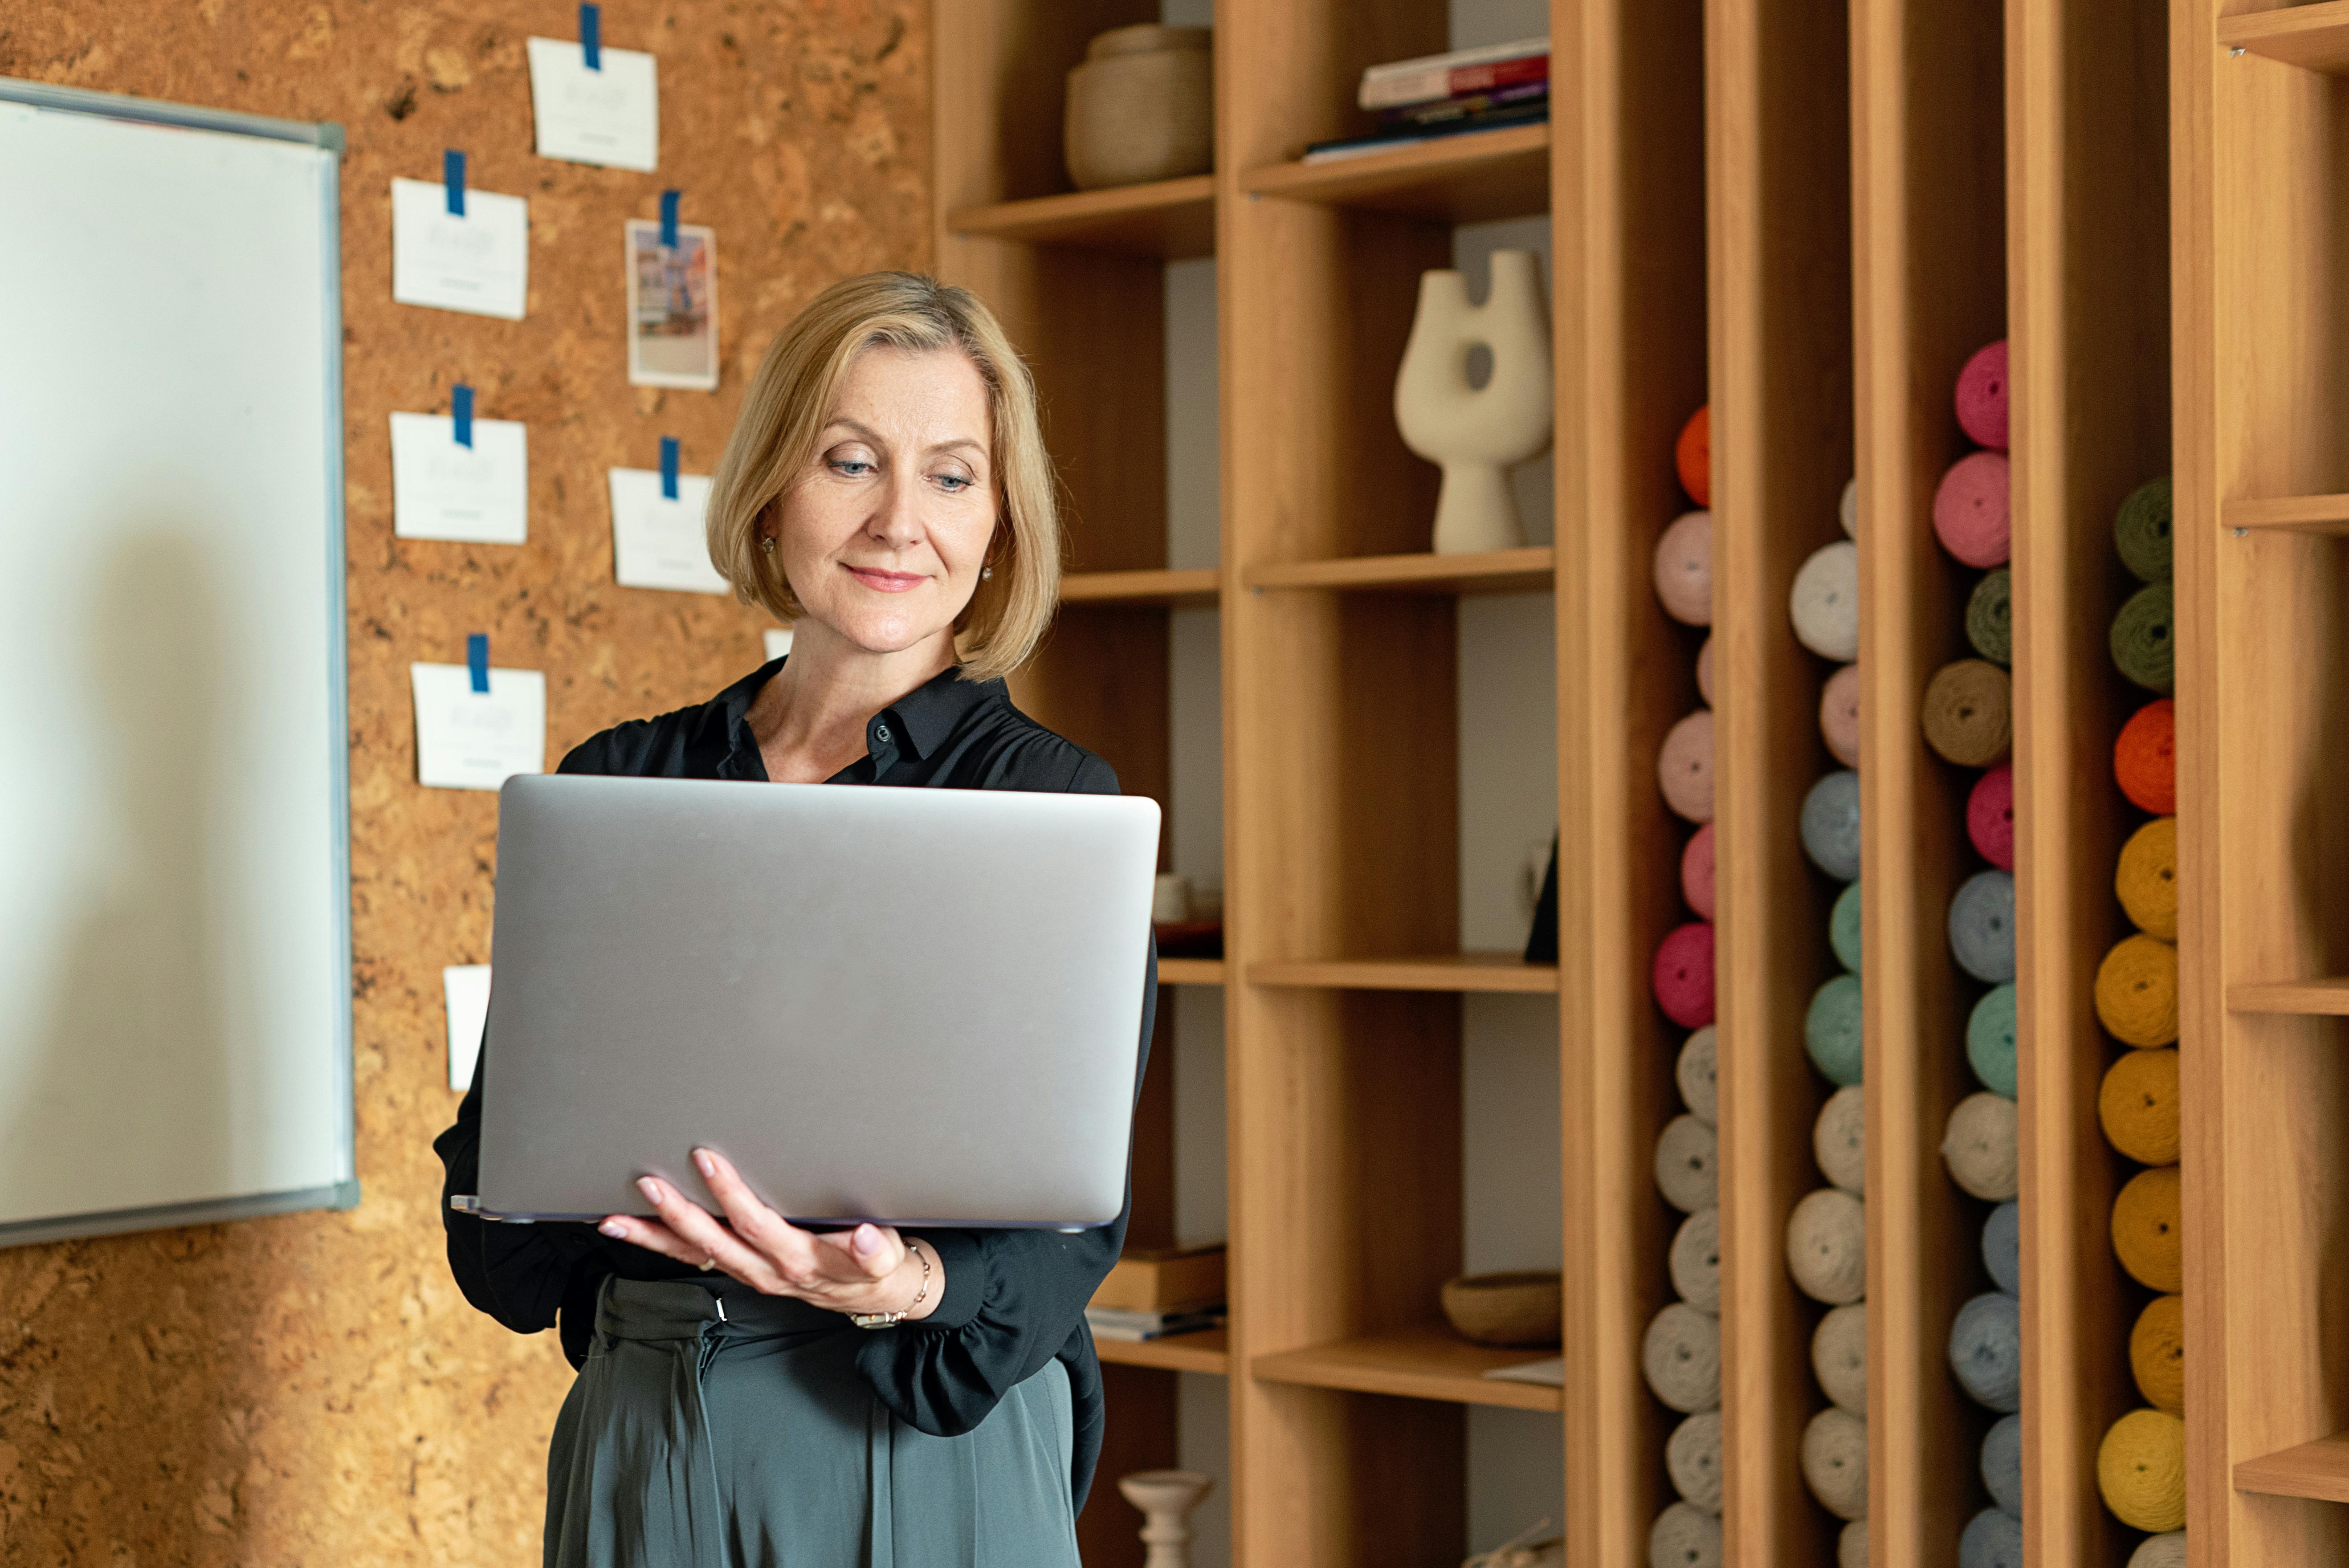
[909,1230,984,1328]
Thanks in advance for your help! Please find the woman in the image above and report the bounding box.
[434,272,1153,1568]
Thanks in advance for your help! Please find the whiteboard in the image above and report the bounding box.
[0,80,354,1244]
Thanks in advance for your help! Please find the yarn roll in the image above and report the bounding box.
[2115,698,2177,815]
[2115,476,2174,584]
[1682,821,1717,921]
[1670,1207,1722,1315]
[1840,1521,1868,1568]
[2098,1408,2187,1532]
[2111,582,2177,693]
[1802,1407,1869,1521]
[1982,1413,2023,1518]
[1967,763,2015,873]
[1812,1303,1867,1414]
[1660,709,1717,823]
[1966,567,2012,667]
[1654,922,1718,1029]
[1666,1409,1724,1514]
[1949,1291,2023,1412]
[1933,451,2013,568]
[1942,1091,2019,1202]
[1649,1501,1722,1568]
[1839,477,1859,539]
[2099,1047,2180,1166]
[1922,659,2013,767]
[1814,1085,1866,1195]
[1955,338,2010,450]
[1802,770,1862,881]
[2129,1534,2187,1568]
[1831,880,1863,974]
[1643,1302,1722,1413]
[1820,662,1861,767]
[2131,1293,2185,1416]
[2116,816,2178,941]
[1696,635,1715,706]
[2112,1165,2183,1292]
[1982,1201,2020,1296]
[1677,1026,1719,1127]
[1960,1508,2023,1568]
[1655,510,1715,626]
[1966,984,2018,1099]
[1786,1187,1868,1305]
[2095,933,2179,1047]
[1655,1113,1719,1214]
[1806,973,1865,1086]
[1677,405,1712,509]
[1791,541,1860,661]
[1949,869,2018,985]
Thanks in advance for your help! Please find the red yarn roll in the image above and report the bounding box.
[1677,405,1711,509]
[1968,763,2015,872]
[1682,822,1717,921]
[1653,921,1717,1028]
[1933,451,2012,567]
[2115,698,2177,816]
[1955,339,2010,450]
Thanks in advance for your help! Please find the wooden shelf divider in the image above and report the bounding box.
[1238,123,1550,224]
[1242,546,1554,596]
[1248,954,1558,994]
[1251,1324,1564,1413]
[1060,567,1222,607]
[945,175,1215,260]
[1095,1327,1231,1377]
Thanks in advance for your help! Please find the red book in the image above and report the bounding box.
[1360,49,1549,111]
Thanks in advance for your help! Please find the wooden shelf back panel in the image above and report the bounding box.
[946,177,1217,260]
[2218,2,2349,76]
[2235,1433,2349,1504]
[2228,978,2349,1015]
[1095,1328,1232,1377]
[1249,953,1559,993]
[1240,124,1551,225]
[1244,547,1556,595]
[1061,568,1223,607]
[1252,1325,1565,1413]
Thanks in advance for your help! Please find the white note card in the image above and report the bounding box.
[608,466,728,595]
[391,177,529,320]
[389,411,528,543]
[763,627,794,662]
[444,965,492,1091]
[411,662,547,791]
[526,37,660,171]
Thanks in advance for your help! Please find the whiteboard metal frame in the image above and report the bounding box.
[0,77,358,1246]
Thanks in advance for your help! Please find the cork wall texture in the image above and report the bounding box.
[0,4,928,1560]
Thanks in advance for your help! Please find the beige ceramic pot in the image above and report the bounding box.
[1064,24,1212,191]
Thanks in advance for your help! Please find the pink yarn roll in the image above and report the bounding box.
[1682,821,1717,920]
[1933,451,2012,568]
[1654,511,1714,626]
[1654,921,1717,1028]
[1659,709,1716,824]
[1820,664,1860,767]
[1956,339,2010,450]
[1696,635,1715,706]
[1968,763,2015,872]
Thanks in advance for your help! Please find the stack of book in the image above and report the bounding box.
[1305,37,1550,164]
[1085,1242,1227,1342]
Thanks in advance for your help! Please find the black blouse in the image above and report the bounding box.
[432,658,1154,1511]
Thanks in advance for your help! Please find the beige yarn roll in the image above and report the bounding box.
[1642,1302,1722,1414]
[1941,1091,2019,1201]
[1814,1085,1866,1194]
[1648,1502,1722,1568]
[1803,1407,1869,1521]
[1666,1409,1724,1515]
[1786,1187,1867,1305]
[1839,1520,1868,1568]
[1812,1302,1867,1413]
[2128,1533,2185,1568]
[1677,1026,1719,1127]
[1669,1208,1721,1315]
[1655,1113,1719,1214]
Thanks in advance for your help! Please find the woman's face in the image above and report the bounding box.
[766,344,998,659]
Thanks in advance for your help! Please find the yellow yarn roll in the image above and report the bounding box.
[2112,1166,2183,1292]
[2098,1408,2186,1532]
[2099,1047,2181,1166]
[2116,817,2179,941]
[2095,934,2179,1047]
[2130,1294,2185,1416]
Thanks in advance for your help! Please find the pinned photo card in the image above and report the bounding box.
[526,35,659,171]
[609,464,728,594]
[625,217,719,390]
[411,661,546,790]
[444,965,491,1091]
[392,175,528,320]
[390,410,528,543]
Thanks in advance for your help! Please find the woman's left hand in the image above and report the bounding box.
[599,1149,942,1320]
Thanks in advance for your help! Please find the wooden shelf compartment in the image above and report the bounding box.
[1240,123,1550,225]
[1242,546,1554,596]
[945,176,1215,260]
[1252,1324,1563,1413]
[1095,1326,1230,1377]
[2217,2,2349,76]
[1060,567,1221,607]
[2220,494,2349,534]
[2236,1433,2349,1503]
[1157,957,1225,987]
[1248,953,1559,993]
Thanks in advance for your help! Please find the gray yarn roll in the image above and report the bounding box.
[1656,1113,1719,1214]
[1802,770,1862,881]
[1942,1091,2019,1201]
[1840,1520,1868,1568]
[1787,1187,1868,1305]
[1643,1302,1722,1413]
[1960,1507,2023,1568]
[1948,1290,2023,1413]
[1982,1201,2020,1295]
[1948,869,2017,984]
[1803,1407,1869,1521]
[1677,1025,1718,1127]
[1666,1409,1724,1514]
[1648,1502,1723,1568]
[1670,1208,1722,1315]
[1982,1412,2023,1518]
[2129,1533,2186,1568]
[1813,1303,1867,1414]
[1815,1085,1866,1194]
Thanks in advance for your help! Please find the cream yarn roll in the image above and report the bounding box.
[1656,1113,1719,1214]
[1643,1302,1722,1413]
[1677,1026,1718,1127]
[1666,1409,1724,1514]
[1839,477,1859,540]
[2129,1533,2186,1568]
[1791,540,1860,660]
[1814,1085,1866,1194]
[1649,1501,1722,1568]
[1670,1207,1722,1314]
[1941,1091,2019,1201]
[1787,1187,1868,1305]
[1802,1407,1869,1521]
[1839,1520,1868,1568]
[1812,1303,1867,1413]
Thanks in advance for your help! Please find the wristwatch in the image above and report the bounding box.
[847,1238,931,1329]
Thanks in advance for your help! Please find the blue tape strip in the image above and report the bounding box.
[466,633,489,694]
[580,4,601,69]
[443,149,465,217]
[451,384,473,448]
[660,436,680,501]
[659,189,680,249]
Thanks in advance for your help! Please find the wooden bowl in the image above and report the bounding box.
[1440,1271,1563,1349]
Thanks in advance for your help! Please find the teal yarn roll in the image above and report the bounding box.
[1803,770,1862,881]
[1960,1507,2023,1568]
[1831,881,1862,973]
[2111,582,2177,693]
[1806,973,1865,1085]
[2115,477,2174,584]
[1966,567,2012,667]
[1983,1201,2019,1295]
[1949,870,2017,985]
[1949,1291,2023,1413]
[1982,1413,2023,1518]
[1967,984,2017,1098]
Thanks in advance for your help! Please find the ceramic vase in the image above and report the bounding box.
[1394,248,1554,554]
[1064,26,1213,191]
[1117,1468,1215,1568]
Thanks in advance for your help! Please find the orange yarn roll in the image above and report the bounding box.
[1676,405,1711,508]
[2115,698,2176,816]
[2112,1166,2183,1292]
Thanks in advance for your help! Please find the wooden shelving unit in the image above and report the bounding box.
[1241,546,1554,595]
[1156,957,1226,988]
[1248,953,1558,992]
[2237,1435,2349,1507]
[2228,980,2349,1016]
[1253,1325,1565,1413]
[1238,123,1550,224]
[945,176,1216,259]
[1062,568,1222,607]
[1096,1327,1232,1377]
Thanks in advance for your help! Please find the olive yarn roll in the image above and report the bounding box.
[1814,1085,1866,1194]
[1670,1207,1722,1314]
[1960,1507,2023,1568]
[1643,1302,1723,1413]
[1966,567,2012,667]
[2130,1534,2187,1568]
[1821,662,1861,767]
[2095,933,2179,1047]
[1649,1501,1723,1568]
[1831,880,1863,973]
[2115,476,2174,584]
[1967,984,2018,1099]
[1949,869,2018,985]
[2112,1165,2184,1292]
[1982,1413,2023,1518]
[1791,540,1861,661]
[2117,816,2178,941]
[1949,1290,2023,1412]
[1660,709,1717,823]
[2131,1293,2186,1416]
[1812,1303,1867,1414]
[1666,1409,1724,1514]
[1656,1113,1720,1214]
[2111,582,2177,693]
[2099,1047,2181,1166]
[1806,973,1865,1086]
[1982,1201,2020,1296]
[1787,1187,1868,1305]
[1942,1091,2020,1201]
[1802,1407,1869,1521]
[1922,658,2013,767]
[1654,510,1715,626]
[1677,1026,1719,1127]
[2098,1408,2187,1532]
[1802,770,1862,881]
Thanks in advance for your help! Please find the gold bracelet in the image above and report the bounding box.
[847,1239,930,1330]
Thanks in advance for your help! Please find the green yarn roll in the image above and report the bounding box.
[2111,583,2176,693]
[1831,881,1862,973]
[1967,984,2018,1099]
[2115,477,2174,584]
[1806,973,1864,1086]
[1966,567,2012,667]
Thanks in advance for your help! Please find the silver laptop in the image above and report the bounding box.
[463,773,1160,1229]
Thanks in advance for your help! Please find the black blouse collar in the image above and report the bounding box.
[705,657,1004,774]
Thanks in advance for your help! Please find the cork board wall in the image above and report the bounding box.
[0,4,926,1560]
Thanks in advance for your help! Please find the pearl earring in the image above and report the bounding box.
[981,566,993,581]
[761,537,776,555]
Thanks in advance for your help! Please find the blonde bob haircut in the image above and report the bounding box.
[705,271,1060,683]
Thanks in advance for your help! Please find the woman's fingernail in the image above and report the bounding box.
[599,1219,627,1238]
[637,1177,663,1202]
[853,1224,881,1255]
[693,1149,716,1178]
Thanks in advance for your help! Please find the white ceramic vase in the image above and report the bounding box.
[1117,1468,1215,1568]
[1394,248,1554,554]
